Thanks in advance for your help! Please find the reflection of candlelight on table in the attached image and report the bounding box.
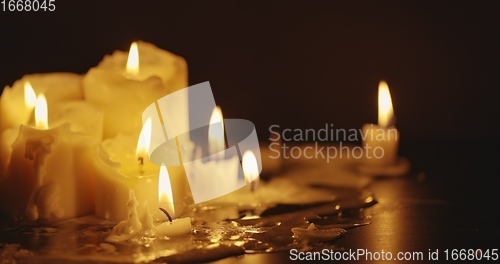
[209,105,226,156]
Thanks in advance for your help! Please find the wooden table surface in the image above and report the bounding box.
[212,139,500,263]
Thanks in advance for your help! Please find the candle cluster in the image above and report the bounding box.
[0,41,188,222]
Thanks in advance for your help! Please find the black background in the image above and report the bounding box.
[1,1,500,262]
[1,0,498,142]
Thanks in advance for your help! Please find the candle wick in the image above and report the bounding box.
[138,157,144,175]
[159,207,173,223]
[250,181,255,193]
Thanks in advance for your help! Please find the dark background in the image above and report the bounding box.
[1,0,498,142]
[1,1,499,262]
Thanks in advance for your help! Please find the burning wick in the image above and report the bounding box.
[249,181,256,193]
[159,207,173,223]
[137,157,144,175]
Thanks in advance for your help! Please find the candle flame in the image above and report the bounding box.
[35,94,48,129]
[24,82,37,109]
[242,150,259,183]
[126,42,139,76]
[158,165,175,216]
[136,117,152,159]
[208,106,225,155]
[378,80,394,128]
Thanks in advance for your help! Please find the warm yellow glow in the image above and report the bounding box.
[242,150,259,183]
[158,165,175,216]
[136,117,152,158]
[208,106,225,155]
[34,94,48,129]
[126,42,139,76]
[378,80,394,127]
[24,82,37,109]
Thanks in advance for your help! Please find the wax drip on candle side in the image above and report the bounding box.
[24,135,62,221]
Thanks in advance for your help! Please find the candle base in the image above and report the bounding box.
[357,156,410,177]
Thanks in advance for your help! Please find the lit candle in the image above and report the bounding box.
[50,100,104,141]
[209,106,225,156]
[242,150,260,192]
[93,118,160,221]
[0,84,36,176]
[183,106,243,204]
[0,73,83,132]
[361,80,399,166]
[82,40,188,139]
[156,165,191,237]
[0,95,98,220]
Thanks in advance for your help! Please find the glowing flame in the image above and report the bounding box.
[126,42,139,76]
[34,94,48,129]
[24,82,37,109]
[136,117,152,159]
[158,165,175,216]
[242,150,259,183]
[378,80,394,128]
[208,106,225,155]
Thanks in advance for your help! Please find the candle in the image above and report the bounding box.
[50,100,104,141]
[359,81,410,176]
[105,188,191,244]
[209,106,225,156]
[361,80,399,166]
[93,118,160,221]
[156,165,191,237]
[82,41,188,139]
[242,150,260,192]
[0,95,97,220]
[0,73,83,131]
[183,106,244,204]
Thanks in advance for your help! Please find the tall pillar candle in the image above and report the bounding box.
[362,81,399,166]
[94,121,160,221]
[0,73,83,131]
[82,41,188,139]
[0,123,97,220]
[0,95,98,220]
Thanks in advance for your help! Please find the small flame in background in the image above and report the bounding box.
[378,80,394,128]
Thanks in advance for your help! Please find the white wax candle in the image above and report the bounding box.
[94,132,160,221]
[0,127,18,177]
[105,190,191,243]
[82,41,188,139]
[155,217,191,237]
[50,100,104,141]
[0,73,83,131]
[362,81,399,166]
[0,123,97,220]
[183,148,242,204]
